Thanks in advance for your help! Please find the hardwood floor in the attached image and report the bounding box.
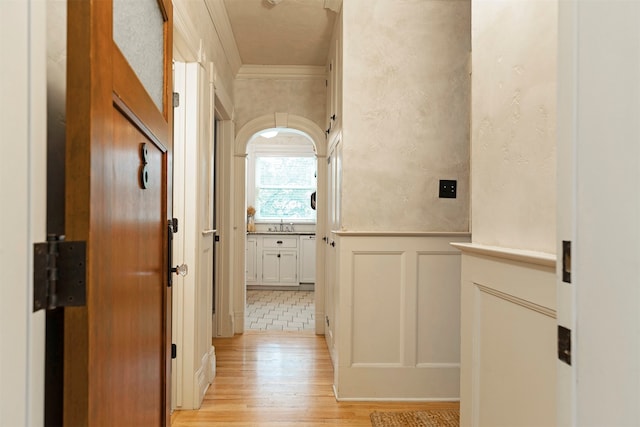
[170,331,458,426]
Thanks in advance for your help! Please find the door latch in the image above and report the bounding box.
[167,218,188,287]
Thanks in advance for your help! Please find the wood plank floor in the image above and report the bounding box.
[170,331,458,426]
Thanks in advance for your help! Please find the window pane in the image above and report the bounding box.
[113,0,165,111]
[255,156,316,221]
[256,188,315,220]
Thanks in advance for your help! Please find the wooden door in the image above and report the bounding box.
[64,0,173,425]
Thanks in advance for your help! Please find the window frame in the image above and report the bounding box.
[247,140,317,224]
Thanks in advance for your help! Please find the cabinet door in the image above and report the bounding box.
[279,250,298,284]
[262,250,280,283]
[300,236,316,283]
[246,237,257,283]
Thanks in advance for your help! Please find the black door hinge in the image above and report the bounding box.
[173,92,180,108]
[33,235,87,312]
[172,343,177,359]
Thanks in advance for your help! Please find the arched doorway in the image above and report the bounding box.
[231,113,327,335]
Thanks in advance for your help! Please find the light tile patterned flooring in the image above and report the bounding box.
[245,290,315,332]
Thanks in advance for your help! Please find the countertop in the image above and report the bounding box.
[247,232,316,236]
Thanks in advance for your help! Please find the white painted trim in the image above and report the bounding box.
[173,1,200,62]
[234,113,326,157]
[203,0,242,76]
[476,283,557,318]
[334,234,470,400]
[207,346,216,383]
[232,114,327,335]
[335,397,461,403]
[0,0,46,424]
[335,231,472,238]
[416,363,461,369]
[237,65,326,80]
[452,242,556,268]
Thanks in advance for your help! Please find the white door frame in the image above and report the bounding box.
[231,115,327,334]
[172,60,217,410]
[0,0,47,424]
[557,2,640,426]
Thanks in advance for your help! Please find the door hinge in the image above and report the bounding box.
[33,235,87,312]
[172,92,180,108]
[172,343,177,359]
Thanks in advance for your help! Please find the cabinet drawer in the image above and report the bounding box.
[262,236,297,248]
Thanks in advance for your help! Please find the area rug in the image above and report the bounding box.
[370,409,459,427]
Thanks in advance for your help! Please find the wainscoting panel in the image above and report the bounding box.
[334,232,470,400]
[352,252,404,365]
[417,253,462,365]
[455,243,556,427]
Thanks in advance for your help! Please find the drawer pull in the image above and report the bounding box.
[277,240,283,244]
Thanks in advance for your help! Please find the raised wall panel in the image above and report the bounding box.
[475,286,556,427]
[417,254,461,365]
[352,252,403,365]
[334,233,470,400]
[456,244,556,427]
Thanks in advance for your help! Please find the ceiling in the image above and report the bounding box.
[222,0,338,66]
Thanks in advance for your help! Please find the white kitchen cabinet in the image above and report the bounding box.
[247,235,300,286]
[246,236,257,283]
[262,249,298,285]
[299,235,316,283]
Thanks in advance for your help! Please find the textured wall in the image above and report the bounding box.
[471,0,557,253]
[340,0,471,232]
[234,78,326,135]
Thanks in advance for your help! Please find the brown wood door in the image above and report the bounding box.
[64,0,173,425]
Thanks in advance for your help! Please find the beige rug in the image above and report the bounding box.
[370,409,459,427]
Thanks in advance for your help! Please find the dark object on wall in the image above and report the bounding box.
[562,240,571,283]
[439,180,457,198]
[311,191,316,210]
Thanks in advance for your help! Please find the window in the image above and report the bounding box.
[253,155,316,222]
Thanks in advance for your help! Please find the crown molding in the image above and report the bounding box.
[203,0,242,76]
[236,65,326,80]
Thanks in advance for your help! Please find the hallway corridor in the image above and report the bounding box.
[170,332,458,426]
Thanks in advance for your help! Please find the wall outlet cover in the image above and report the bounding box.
[439,180,457,198]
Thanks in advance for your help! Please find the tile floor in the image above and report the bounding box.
[245,289,315,332]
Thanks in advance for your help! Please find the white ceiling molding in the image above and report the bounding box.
[173,1,200,61]
[236,64,326,80]
[323,0,342,13]
[204,0,242,76]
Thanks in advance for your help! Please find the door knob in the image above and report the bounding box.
[171,264,188,277]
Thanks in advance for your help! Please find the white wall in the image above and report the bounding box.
[471,0,557,254]
[341,0,470,232]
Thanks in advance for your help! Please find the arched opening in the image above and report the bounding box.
[232,114,327,335]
